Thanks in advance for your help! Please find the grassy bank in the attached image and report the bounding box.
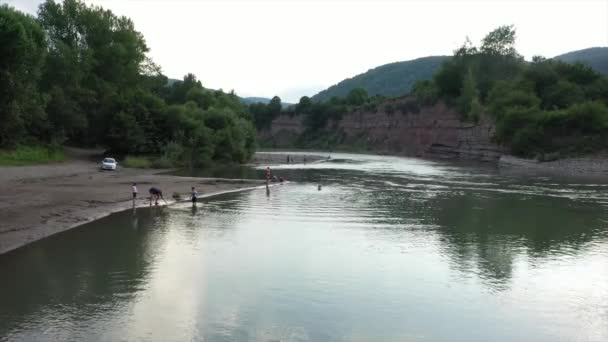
[122,155,175,169]
[0,146,66,166]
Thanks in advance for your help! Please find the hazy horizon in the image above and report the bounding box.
[8,0,608,102]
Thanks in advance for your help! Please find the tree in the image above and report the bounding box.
[107,111,145,155]
[480,25,518,57]
[0,5,47,147]
[268,96,282,116]
[434,59,465,98]
[412,80,438,106]
[347,88,368,106]
[458,68,479,120]
[0,1,258,165]
[296,96,313,114]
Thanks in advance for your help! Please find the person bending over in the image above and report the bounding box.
[149,187,164,206]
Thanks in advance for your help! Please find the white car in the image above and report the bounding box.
[101,158,118,171]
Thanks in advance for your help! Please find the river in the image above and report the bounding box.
[1,152,607,341]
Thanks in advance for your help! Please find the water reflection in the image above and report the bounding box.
[431,190,608,289]
[0,208,171,339]
[1,153,608,341]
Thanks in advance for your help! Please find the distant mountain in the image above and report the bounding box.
[310,47,608,103]
[166,78,181,86]
[553,47,608,75]
[240,97,272,105]
[164,81,284,106]
[311,56,449,102]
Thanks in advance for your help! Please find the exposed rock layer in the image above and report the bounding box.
[260,98,503,161]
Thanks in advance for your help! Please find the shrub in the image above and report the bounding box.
[123,156,152,168]
[151,157,173,169]
[397,100,420,114]
[412,80,439,106]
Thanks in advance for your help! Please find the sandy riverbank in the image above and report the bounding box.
[0,152,278,255]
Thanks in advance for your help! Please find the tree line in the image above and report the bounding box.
[0,0,256,166]
[414,25,608,158]
[257,25,608,158]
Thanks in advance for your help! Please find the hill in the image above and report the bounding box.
[311,47,608,103]
[553,47,608,75]
[240,97,293,108]
[311,56,449,102]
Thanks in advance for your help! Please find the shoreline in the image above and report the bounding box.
[3,150,607,255]
[499,154,608,175]
[0,161,270,256]
[3,182,275,256]
[0,150,321,256]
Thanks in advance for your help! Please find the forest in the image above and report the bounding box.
[3,1,607,164]
[0,0,256,166]
[422,25,608,157]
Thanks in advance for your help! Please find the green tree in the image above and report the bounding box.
[458,68,479,120]
[0,5,47,147]
[412,80,439,106]
[0,1,257,165]
[480,25,518,57]
[268,96,282,116]
[347,88,368,106]
[296,96,313,114]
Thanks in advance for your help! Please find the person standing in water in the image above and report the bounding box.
[265,166,272,181]
[191,186,198,205]
[132,183,138,205]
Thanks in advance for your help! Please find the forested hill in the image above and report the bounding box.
[311,47,608,104]
[311,56,449,102]
[260,26,608,161]
[554,47,608,75]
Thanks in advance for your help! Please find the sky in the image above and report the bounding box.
[7,0,608,102]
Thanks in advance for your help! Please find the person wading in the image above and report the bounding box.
[191,187,198,205]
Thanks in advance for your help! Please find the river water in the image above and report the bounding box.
[1,153,608,341]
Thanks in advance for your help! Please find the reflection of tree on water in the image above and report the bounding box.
[430,191,608,290]
[0,207,170,337]
[346,175,608,291]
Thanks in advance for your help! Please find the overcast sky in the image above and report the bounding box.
[8,0,608,102]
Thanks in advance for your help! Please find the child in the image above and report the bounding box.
[132,183,138,201]
[191,187,198,204]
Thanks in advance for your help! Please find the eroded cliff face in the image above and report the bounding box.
[259,98,503,161]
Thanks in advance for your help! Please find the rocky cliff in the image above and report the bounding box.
[259,97,503,162]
